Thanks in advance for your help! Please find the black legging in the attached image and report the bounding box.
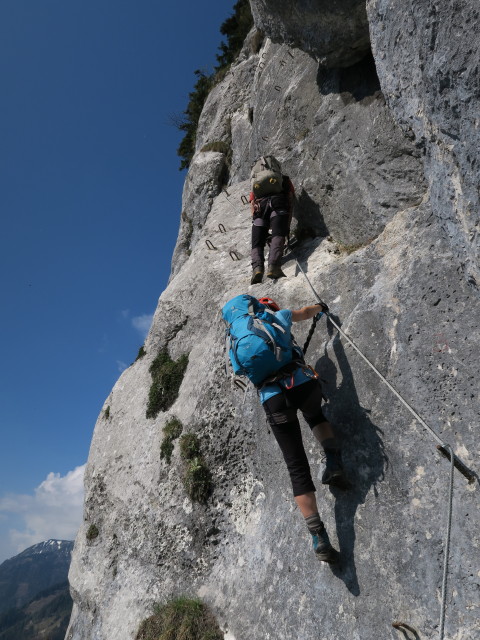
[263,380,326,497]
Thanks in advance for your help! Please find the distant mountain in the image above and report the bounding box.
[0,580,72,640]
[0,540,73,615]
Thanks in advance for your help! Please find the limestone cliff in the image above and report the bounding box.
[67,2,479,639]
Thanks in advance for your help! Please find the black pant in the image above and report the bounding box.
[251,197,290,269]
[263,380,326,497]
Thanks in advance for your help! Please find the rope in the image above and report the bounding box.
[439,444,455,640]
[289,243,475,482]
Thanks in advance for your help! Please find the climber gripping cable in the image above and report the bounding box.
[249,156,295,284]
[222,294,350,563]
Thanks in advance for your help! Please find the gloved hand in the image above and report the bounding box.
[315,301,329,313]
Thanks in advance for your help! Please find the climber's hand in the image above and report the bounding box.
[315,301,329,313]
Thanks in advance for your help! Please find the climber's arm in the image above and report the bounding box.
[291,304,326,322]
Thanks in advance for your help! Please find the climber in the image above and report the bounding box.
[249,155,295,284]
[222,294,350,563]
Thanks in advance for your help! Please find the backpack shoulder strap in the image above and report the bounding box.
[263,309,286,334]
[251,317,283,361]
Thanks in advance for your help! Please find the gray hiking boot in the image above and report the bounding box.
[266,265,286,279]
[250,267,264,284]
[311,525,339,563]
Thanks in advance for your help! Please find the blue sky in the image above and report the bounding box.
[0,0,237,562]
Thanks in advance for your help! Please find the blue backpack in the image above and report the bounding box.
[222,294,295,386]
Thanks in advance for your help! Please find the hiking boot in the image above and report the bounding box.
[250,267,264,284]
[321,449,351,490]
[266,265,286,279]
[311,526,338,563]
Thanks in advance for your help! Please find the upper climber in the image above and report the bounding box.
[249,155,295,284]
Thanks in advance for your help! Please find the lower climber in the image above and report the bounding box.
[259,298,350,561]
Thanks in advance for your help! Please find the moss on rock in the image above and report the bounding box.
[135,597,223,640]
[146,350,189,419]
[160,417,184,464]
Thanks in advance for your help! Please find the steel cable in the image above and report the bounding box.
[290,244,474,481]
[439,444,455,640]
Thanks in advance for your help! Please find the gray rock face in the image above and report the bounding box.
[250,0,370,67]
[170,151,227,279]
[367,0,480,289]
[67,4,479,640]
[177,39,426,262]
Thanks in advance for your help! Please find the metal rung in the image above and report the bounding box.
[233,378,247,391]
[392,622,419,637]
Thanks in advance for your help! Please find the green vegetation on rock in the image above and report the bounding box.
[135,597,223,640]
[179,433,201,460]
[160,417,184,463]
[335,238,376,254]
[86,524,99,541]
[183,457,213,504]
[146,350,189,419]
[179,433,212,504]
[136,345,147,361]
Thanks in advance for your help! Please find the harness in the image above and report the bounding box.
[256,333,320,395]
[258,359,319,389]
[252,193,289,226]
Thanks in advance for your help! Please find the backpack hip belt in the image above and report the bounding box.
[256,360,319,390]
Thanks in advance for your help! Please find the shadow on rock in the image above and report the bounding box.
[294,189,329,239]
[316,51,381,105]
[315,314,388,596]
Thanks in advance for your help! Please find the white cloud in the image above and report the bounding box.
[132,313,154,339]
[117,360,128,372]
[0,465,85,559]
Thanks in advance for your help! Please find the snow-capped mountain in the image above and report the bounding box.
[0,539,73,614]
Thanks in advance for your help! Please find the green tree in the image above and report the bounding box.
[176,0,253,169]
